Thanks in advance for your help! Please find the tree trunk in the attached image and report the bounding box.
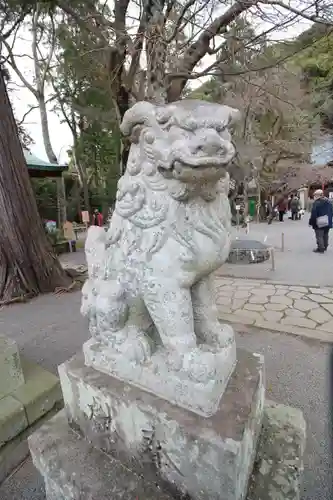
[56,176,67,228]
[0,70,71,302]
[38,94,67,226]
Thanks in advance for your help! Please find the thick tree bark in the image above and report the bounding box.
[0,70,71,302]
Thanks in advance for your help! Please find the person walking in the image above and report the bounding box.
[290,195,300,220]
[309,189,333,253]
[277,197,288,222]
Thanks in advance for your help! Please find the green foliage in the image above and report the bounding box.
[48,9,121,207]
[295,28,333,128]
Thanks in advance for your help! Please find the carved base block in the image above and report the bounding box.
[83,337,237,417]
[58,349,264,500]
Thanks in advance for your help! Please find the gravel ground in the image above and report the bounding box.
[0,290,331,499]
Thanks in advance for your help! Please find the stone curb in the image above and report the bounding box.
[0,357,63,484]
[216,272,333,290]
[219,313,333,343]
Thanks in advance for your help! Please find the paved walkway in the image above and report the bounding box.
[63,217,333,287]
[0,289,331,499]
[221,217,333,286]
[215,277,333,341]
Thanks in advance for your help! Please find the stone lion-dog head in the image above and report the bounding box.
[120,99,239,201]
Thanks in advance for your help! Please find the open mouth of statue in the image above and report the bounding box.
[158,159,227,183]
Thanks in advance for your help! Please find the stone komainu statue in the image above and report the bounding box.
[81,99,240,415]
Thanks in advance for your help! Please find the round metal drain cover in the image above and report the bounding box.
[227,239,270,264]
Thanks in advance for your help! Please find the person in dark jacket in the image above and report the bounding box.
[277,198,288,222]
[309,189,333,253]
[290,195,300,220]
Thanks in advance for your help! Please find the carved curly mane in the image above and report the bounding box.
[106,100,236,261]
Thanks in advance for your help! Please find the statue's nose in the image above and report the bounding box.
[197,139,224,156]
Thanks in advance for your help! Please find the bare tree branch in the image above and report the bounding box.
[1,39,37,96]
[0,9,29,42]
[263,0,333,26]
[167,0,253,101]
[166,0,198,43]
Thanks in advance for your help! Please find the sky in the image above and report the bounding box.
[7,7,312,164]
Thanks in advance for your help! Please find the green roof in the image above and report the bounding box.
[23,149,68,172]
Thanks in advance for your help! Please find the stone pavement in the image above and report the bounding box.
[215,278,333,341]
[221,217,333,286]
[0,291,331,499]
[63,217,333,287]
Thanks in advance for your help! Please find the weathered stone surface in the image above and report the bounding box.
[270,296,293,306]
[254,319,333,343]
[0,405,61,485]
[84,336,236,418]
[234,290,251,299]
[216,289,233,298]
[0,356,63,485]
[251,289,274,296]
[0,395,27,448]
[244,304,265,312]
[81,100,240,416]
[217,295,233,305]
[286,291,304,300]
[307,294,333,303]
[318,320,333,332]
[29,411,175,500]
[232,309,262,321]
[289,286,308,293]
[12,358,62,425]
[264,303,286,312]
[249,296,267,305]
[285,309,305,318]
[29,402,306,500]
[0,336,24,396]
[247,401,306,500]
[275,289,291,297]
[281,317,317,329]
[309,287,330,294]
[231,299,247,310]
[323,293,333,301]
[293,299,319,312]
[322,303,333,315]
[308,308,332,324]
[217,278,333,339]
[59,350,264,500]
[218,312,255,326]
[262,311,284,323]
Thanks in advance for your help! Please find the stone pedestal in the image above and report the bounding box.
[56,349,264,500]
[29,399,306,500]
[83,337,237,418]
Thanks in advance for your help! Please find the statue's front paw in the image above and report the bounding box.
[114,330,151,364]
[182,348,217,383]
[206,322,234,348]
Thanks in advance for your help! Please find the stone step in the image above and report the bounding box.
[0,357,63,483]
[0,336,25,397]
